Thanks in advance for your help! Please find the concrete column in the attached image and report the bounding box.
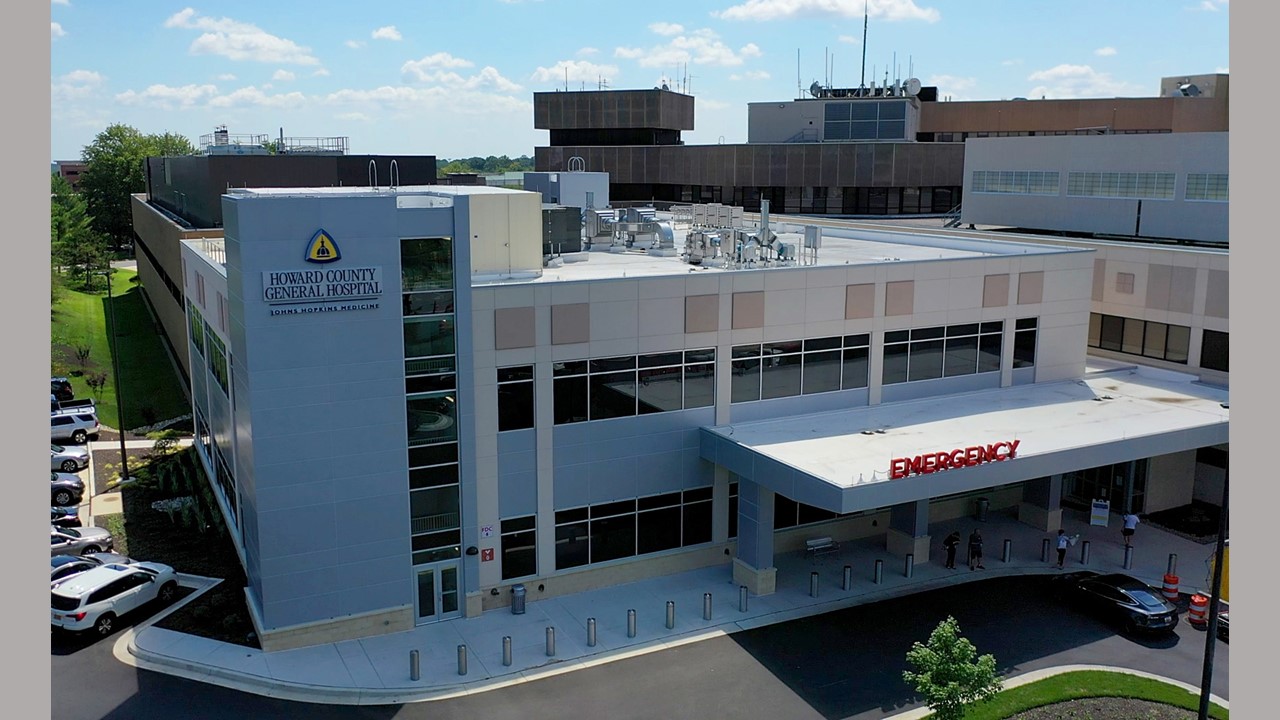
[731,480,777,595]
[1018,474,1063,532]
[711,466,731,543]
[885,499,931,562]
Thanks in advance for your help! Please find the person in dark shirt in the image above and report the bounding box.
[943,531,961,569]
[968,529,985,570]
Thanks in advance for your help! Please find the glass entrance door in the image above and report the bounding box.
[414,562,461,624]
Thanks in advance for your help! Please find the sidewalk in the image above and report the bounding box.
[113,508,1226,706]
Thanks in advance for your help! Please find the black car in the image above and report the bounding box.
[1055,571,1179,635]
[51,506,82,528]
[51,377,74,402]
[1217,611,1229,642]
[51,472,85,507]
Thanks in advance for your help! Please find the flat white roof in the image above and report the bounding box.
[701,365,1228,513]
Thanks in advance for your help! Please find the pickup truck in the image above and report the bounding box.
[52,396,96,414]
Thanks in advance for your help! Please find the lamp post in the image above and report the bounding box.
[1197,458,1228,720]
[102,268,130,482]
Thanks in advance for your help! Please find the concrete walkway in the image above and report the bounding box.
[108,508,1227,707]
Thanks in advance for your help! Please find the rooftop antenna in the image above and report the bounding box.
[564,66,569,92]
[797,48,801,98]
[824,46,828,89]
[860,0,869,92]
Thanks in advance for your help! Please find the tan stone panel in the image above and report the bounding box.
[732,291,765,329]
[1017,271,1044,305]
[685,294,720,333]
[494,306,536,350]
[884,280,914,316]
[551,303,590,345]
[845,283,875,319]
[983,274,1010,308]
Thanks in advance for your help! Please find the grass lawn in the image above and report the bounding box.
[952,670,1228,719]
[51,267,190,429]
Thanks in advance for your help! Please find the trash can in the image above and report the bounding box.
[975,497,989,522]
[511,584,527,615]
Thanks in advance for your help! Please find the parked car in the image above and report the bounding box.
[50,561,179,636]
[1054,571,1179,635]
[50,552,135,585]
[51,377,74,402]
[51,506,82,528]
[51,443,90,473]
[50,525,114,557]
[1217,611,1229,642]
[51,472,85,507]
[51,410,100,444]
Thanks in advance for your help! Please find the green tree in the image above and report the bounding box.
[902,616,1002,720]
[79,124,196,251]
[51,173,109,289]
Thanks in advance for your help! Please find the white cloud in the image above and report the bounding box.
[531,60,620,84]
[60,69,103,84]
[51,0,70,5]
[51,69,104,101]
[1026,64,1146,99]
[402,52,475,81]
[576,47,599,57]
[217,73,237,81]
[1199,0,1228,10]
[614,28,764,68]
[208,86,307,108]
[730,70,771,81]
[115,83,220,110]
[401,56,522,93]
[51,22,65,39]
[164,8,320,65]
[273,69,296,81]
[312,68,331,77]
[717,0,940,23]
[372,25,402,41]
[345,40,364,49]
[649,22,684,36]
[927,74,977,99]
[1002,59,1023,66]
[838,34,860,45]
[1094,46,1117,57]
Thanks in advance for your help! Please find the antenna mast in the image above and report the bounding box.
[860,0,869,91]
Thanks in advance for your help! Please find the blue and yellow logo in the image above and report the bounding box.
[305,229,341,264]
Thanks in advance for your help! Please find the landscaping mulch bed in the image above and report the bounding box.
[1142,500,1226,545]
[1006,697,1208,719]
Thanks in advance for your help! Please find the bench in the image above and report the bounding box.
[805,536,840,556]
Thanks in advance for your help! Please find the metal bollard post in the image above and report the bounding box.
[502,636,512,667]
[873,558,884,584]
[1041,538,1051,563]
[1002,538,1012,563]
[457,644,468,676]
[1167,553,1178,576]
[587,617,597,647]
[546,626,556,657]
[703,592,713,621]
[739,585,749,612]
[842,565,852,591]
[1080,539,1091,566]
[666,600,676,629]
[627,608,637,637]
[904,554,914,579]
[410,649,420,681]
[1123,545,1134,570]
[809,571,820,598]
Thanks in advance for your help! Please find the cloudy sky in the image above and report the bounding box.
[50,0,1230,161]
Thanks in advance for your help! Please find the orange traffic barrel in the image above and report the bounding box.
[1188,594,1208,626]
[1162,574,1180,602]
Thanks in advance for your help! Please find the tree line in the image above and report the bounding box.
[437,155,533,176]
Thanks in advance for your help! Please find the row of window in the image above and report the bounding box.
[823,101,909,141]
[933,129,1172,142]
[884,320,1036,384]
[206,327,229,397]
[971,171,1060,195]
[1066,172,1176,200]
[1186,173,1229,201]
[1088,313,1190,364]
[730,335,870,403]
[553,488,714,571]
[973,170,1224,202]
[551,350,716,425]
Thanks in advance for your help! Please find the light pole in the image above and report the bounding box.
[1197,457,1228,720]
[102,268,130,481]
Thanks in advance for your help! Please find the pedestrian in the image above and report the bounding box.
[968,528,985,570]
[943,530,961,569]
[1122,511,1140,547]
[1055,529,1069,568]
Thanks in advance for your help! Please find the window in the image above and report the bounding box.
[403,316,456,361]
[401,237,453,291]
[1186,173,1228,202]
[406,392,458,446]
[884,322,1003,385]
[822,100,910,141]
[498,366,534,431]
[1013,318,1038,369]
[1115,273,1135,294]
[1088,313,1190,364]
[971,170,1060,195]
[1066,172,1175,200]
[501,516,536,580]
[553,489,717,570]
[1200,329,1229,372]
[732,336,866,403]
[554,350,715,424]
[205,326,229,396]
[188,302,205,358]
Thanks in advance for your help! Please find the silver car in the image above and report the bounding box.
[50,525,114,557]
[51,443,89,473]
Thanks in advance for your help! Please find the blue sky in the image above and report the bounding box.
[49,0,1230,162]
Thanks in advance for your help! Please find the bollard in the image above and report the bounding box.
[1002,538,1012,563]
[1167,553,1178,576]
[627,608,637,638]
[842,565,852,591]
[546,626,556,657]
[666,600,676,629]
[739,585,749,612]
[874,558,884,584]
[587,617,597,647]
[410,649,420,681]
[502,636,512,667]
[703,592,713,621]
[1041,538,1051,563]
[1123,545,1134,570]
[904,553,914,579]
[806,571,818,598]
[457,644,468,676]
[1080,539,1091,566]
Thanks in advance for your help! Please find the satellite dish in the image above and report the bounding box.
[906,78,922,96]
[661,82,670,91]
[1180,83,1201,97]
[809,80,822,98]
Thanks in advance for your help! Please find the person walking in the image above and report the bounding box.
[1055,529,1070,568]
[943,530,961,569]
[968,528,985,570]
[1121,511,1140,547]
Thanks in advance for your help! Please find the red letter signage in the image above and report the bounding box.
[889,440,1020,480]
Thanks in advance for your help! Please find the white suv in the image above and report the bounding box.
[51,411,100,444]
[50,562,179,636]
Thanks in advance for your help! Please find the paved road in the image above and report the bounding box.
[52,575,1227,720]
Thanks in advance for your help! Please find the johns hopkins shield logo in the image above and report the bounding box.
[305,229,341,264]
